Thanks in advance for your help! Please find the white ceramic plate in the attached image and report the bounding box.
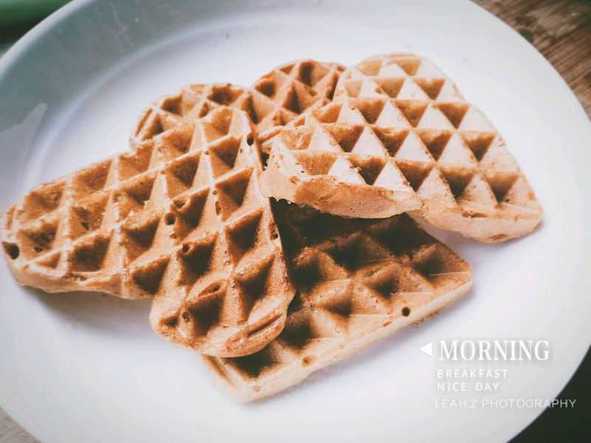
[1,1,590,442]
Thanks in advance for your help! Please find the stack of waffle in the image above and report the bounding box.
[1,56,542,401]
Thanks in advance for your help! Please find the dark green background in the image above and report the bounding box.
[0,0,69,38]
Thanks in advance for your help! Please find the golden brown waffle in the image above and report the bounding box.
[133,59,343,147]
[250,59,344,135]
[333,53,465,102]
[204,201,472,401]
[132,83,253,146]
[260,57,542,241]
[2,106,295,357]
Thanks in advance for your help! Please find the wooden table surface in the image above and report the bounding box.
[476,0,591,116]
[1,1,590,442]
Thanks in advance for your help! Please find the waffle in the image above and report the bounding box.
[2,106,295,357]
[333,53,465,103]
[260,55,542,242]
[250,59,344,136]
[133,59,343,147]
[204,201,472,401]
[132,83,252,146]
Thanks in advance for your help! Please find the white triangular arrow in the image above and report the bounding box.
[420,342,433,357]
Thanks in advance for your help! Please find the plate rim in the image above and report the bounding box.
[0,1,590,442]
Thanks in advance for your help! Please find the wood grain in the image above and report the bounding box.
[477,0,591,116]
[0,412,37,443]
[0,1,590,442]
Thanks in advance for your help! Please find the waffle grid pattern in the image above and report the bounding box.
[133,84,253,146]
[133,60,344,148]
[204,202,472,400]
[250,60,344,134]
[333,53,464,103]
[258,101,432,218]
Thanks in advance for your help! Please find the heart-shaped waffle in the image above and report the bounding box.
[1,105,295,358]
[260,54,542,242]
[205,201,472,401]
